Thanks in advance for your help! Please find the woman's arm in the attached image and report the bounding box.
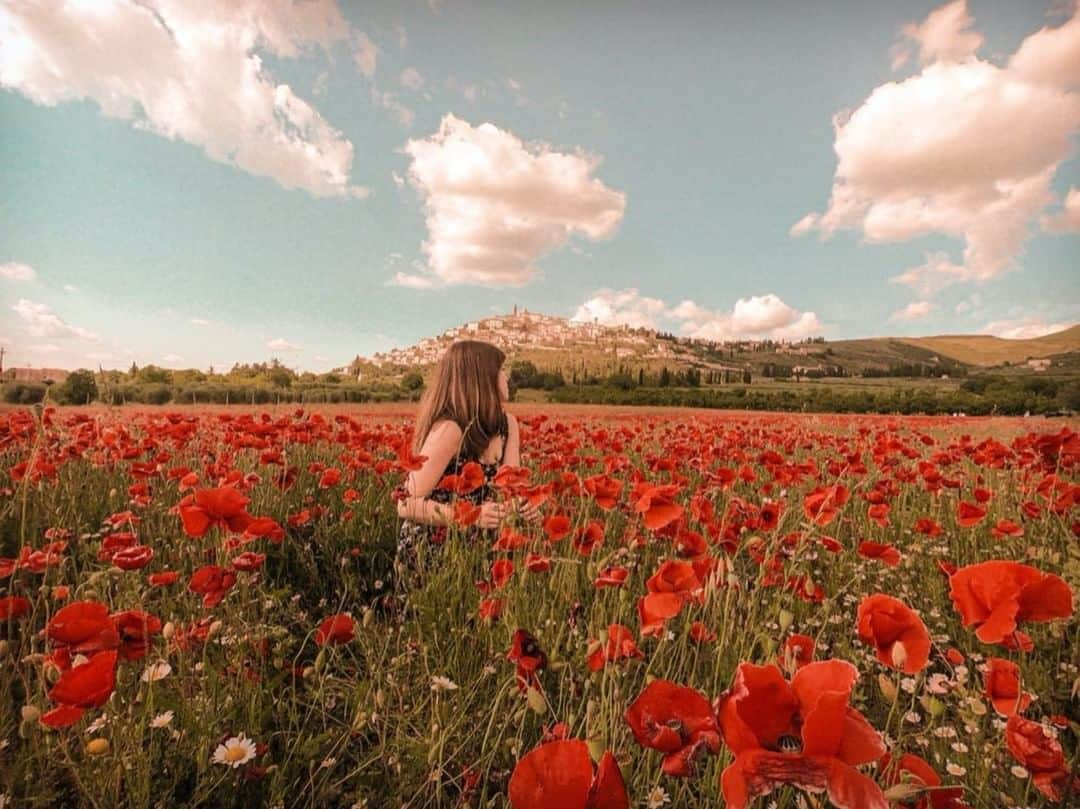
[501,412,521,467]
[395,420,462,526]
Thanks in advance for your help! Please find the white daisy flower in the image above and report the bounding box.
[212,734,257,769]
[430,675,458,692]
[150,711,174,729]
[141,661,172,683]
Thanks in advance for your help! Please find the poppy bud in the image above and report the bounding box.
[162,622,175,640]
[207,620,223,639]
[86,738,110,756]
[587,738,605,762]
[878,673,898,703]
[0,640,9,660]
[778,609,794,632]
[362,608,375,628]
[890,641,908,669]
[525,686,546,715]
[883,783,925,803]
[20,705,40,722]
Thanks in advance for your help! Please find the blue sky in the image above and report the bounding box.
[1,0,1077,372]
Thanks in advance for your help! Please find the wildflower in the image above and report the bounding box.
[150,710,174,729]
[212,735,257,769]
[430,676,458,692]
[141,660,172,682]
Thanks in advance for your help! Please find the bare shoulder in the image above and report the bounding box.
[426,418,463,445]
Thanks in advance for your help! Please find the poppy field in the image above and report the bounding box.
[0,404,1077,809]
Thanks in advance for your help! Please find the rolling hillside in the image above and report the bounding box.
[897,325,1080,367]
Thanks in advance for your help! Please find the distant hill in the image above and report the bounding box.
[896,325,1080,367]
[346,310,1079,382]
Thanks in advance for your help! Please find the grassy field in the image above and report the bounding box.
[0,404,1077,808]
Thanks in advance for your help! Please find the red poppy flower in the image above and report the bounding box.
[48,649,118,713]
[867,503,890,527]
[689,621,716,644]
[507,629,547,691]
[715,660,887,809]
[635,484,684,531]
[543,514,571,542]
[915,518,942,537]
[948,560,1074,645]
[956,501,986,527]
[178,485,254,538]
[584,474,622,510]
[46,601,120,656]
[112,544,154,571]
[587,624,643,672]
[637,592,685,637]
[318,467,341,488]
[991,519,1024,539]
[188,565,237,608]
[453,500,482,527]
[647,559,703,601]
[315,613,355,646]
[878,752,969,809]
[1005,716,1075,801]
[945,647,965,665]
[593,566,629,589]
[508,739,628,809]
[573,522,605,556]
[111,610,162,661]
[779,634,815,672]
[0,595,31,621]
[802,484,849,527]
[856,594,930,673]
[984,657,1032,717]
[525,553,551,573]
[148,571,179,587]
[438,461,486,495]
[626,679,721,776]
[857,541,901,568]
[491,558,515,589]
[242,517,286,543]
[231,551,266,572]
[478,598,504,621]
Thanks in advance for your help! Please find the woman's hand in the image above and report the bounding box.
[513,498,543,525]
[478,501,510,530]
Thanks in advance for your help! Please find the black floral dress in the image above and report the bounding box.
[394,414,509,573]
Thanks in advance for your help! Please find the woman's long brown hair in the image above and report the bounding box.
[411,340,506,460]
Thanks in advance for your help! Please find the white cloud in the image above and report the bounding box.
[981,317,1072,340]
[402,114,626,287]
[571,288,668,329]
[0,261,36,281]
[1042,187,1080,233]
[354,31,377,79]
[571,289,825,342]
[0,0,364,198]
[11,299,99,341]
[895,0,984,67]
[162,353,184,364]
[890,300,934,322]
[63,283,77,293]
[400,67,424,91]
[266,337,301,352]
[794,1,1080,296]
[387,271,438,289]
[190,317,210,326]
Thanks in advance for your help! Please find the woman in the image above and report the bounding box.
[394,340,541,573]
